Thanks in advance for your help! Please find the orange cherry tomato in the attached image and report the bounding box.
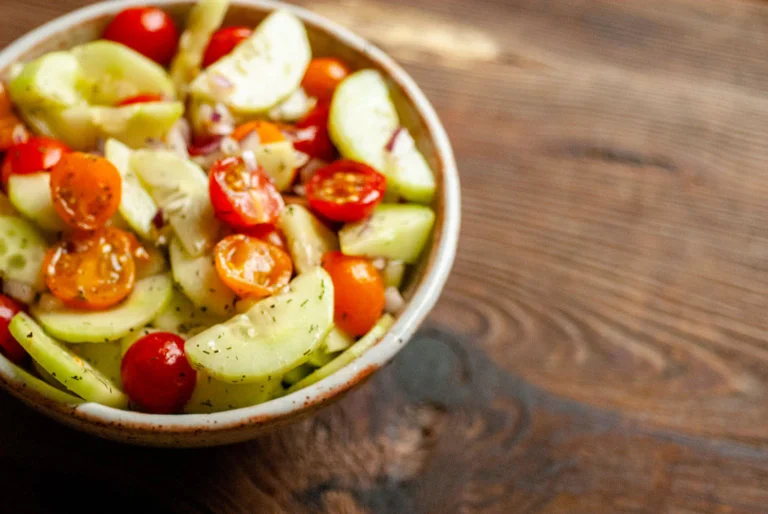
[231,120,285,144]
[209,156,284,228]
[202,26,253,68]
[50,152,122,231]
[321,251,385,336]
[301,58,351,102]
[239,224,287,251]
[103,7,179,66]
[1,136,69,187]
[214,234,293,298]
[117,94,164,106]
[43,227,137,310]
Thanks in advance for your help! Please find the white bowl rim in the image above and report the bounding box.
[0,0,460,433]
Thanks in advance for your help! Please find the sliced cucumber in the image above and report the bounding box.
[268,87,313,122]
[288,314,394,393]
[322,326,355,353]
[31,274,173,343]
[282,364,313,386]
[119,326,159,356]
[135,245,168,280]
[0,192,17,216]
[249,141,298,191]
[4,356,83,404]
[32,358,69,391]
[339,204,434,264]
[90,102,184,149]
[7,52,83,113]
[277,204,338,274]
[184,372,281,413]
[0,215,47,290]
[151,288,226,334]
[70,342,123,388]
[383,128,436,204]
[105,139,158,240]
[6,173,67,232]
[132,149,221,256]
[307,345,336,368]
[169,238,237,317]
[381,260,406,289]
[9,312,128,408]
[185,267,334,383]
[190,10,311,114]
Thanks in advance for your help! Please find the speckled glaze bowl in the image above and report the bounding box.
[0,0,460,447]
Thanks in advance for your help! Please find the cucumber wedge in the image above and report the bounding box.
[105,139,158,239]
[185,267,334,383]
[169,238,237,317]
[70,342,123,387]
[151,288,226,334]
[184,372,281,413]
[31,274,173,343]
[277,204,338,274]
[250,141,299,191]
[307,345,335,368]
[282,364,312,386]
[268,87,313,122]
[381,260,406,289]
[91,102,184,148]
[7,173,67,232]
[339,204,434,264]
[131,149,221,256]
[0,215,47,290]
[287,314,394,393]
[190,10,311,114]
[322,326,355,353]
[8,52,83,113]
[384,129,436,204]
[4,356,83,404]
[9,313,128,407]
[135,245,168,280]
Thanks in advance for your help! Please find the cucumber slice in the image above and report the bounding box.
[381,260,406,289]
[105,139,158,240]
[277,204,338,274]
[151,288,226,334]
[0,192,17,216]
[71,41,175,105]
[249,141,298,191]
[339,204,434,264]
[185,267,334,383]
[5,356,83,404]
[307,345,335,368]
[190,10,311,114]
[9,312,128,407]
[329,70,399,172]
[131,150,221,256]
[31,274,173,343]
[170,0,229,94]
[383,129,436,204]
[8,52,83,113]
[287,314,394,393]
[70,342,123,387]
[282,364,312,386]
[6,173,67,232]
[135,245,168,280]
[268,87,313,122]
[90,102,184,149]
[119,326,159,356]
[322,326,355,353]
[169,238,237,317]
[184,372,282,413]
[32,358,69,391]
[0,215,47,290]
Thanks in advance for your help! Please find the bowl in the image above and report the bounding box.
[0,0,460,447]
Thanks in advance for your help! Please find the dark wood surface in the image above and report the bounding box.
[3,0,768,512]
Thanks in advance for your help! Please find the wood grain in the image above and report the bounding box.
[3,0,768,512]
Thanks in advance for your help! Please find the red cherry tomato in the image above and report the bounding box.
[287,104,336,161]
[209,156,284,228]
[1,136,70,187]
[322,251,385,336]
[117,94,164,106]
[202,26,253,68]
[305,160,386,222]
[301,58,350,102]
[103,7,179,66]
[0,295,26,365]
[121,332,196,414]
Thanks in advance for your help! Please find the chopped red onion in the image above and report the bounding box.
[242,149,258,170]
[11,124,27,144]
[293,184,306,197]
[372,258,386,270]
[188,135,223,156]
[220,136,240,156]
[211,73,234,91]
[300,158,329,184]
[152,209,165,229]
[385,127,405,153]
[239,130,262,153]
[384,286,405,314]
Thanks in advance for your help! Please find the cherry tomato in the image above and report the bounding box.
[288,103,336,161]
[214,234,293,298]
[0,84,27,153]
[202,26,253,68]
[239,224,287,251]
[231,120,285,144]
[117,94,164,106]
[43,227,136,310]
[301,58,350,102]
[121,332,196,414]
[103,7,179,65]
[209,156,284,228]
[322,251,385,336]
[50,152,122,231]
[0,295,26,365]
[305,160,386,222]
[1,136,70,187]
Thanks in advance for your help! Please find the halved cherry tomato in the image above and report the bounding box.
[301,58,350,102]
[103,7,179,65]
[121,332,196,414]
[0,295,26,365]
[214,234,293,298]
[239,224,287,251]
[287,103,336,161]
[50,152,122,231]
[1,136,70,187]
[43,227,136,310]
[231,120,285,144]
[0,84,27,152]
[117,94,164,106]
[202,26,253,68]
[322,251,385,336]
[209,156,284,228]
[305,160,386,222]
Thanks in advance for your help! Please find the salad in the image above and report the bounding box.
[0,0,436,414]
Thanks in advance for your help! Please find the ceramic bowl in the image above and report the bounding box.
[0,0,460,447]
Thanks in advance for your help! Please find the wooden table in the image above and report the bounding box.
[3,0,768,512]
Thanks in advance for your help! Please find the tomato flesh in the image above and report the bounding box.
[0,295,26,364]
[1,136,70,187]
[121,332,196,414]
[103,7,179,65]
[50,152,122,231]
[288,104,336,161]
[301,58,351,102]
[43,227,136,310]
[214,234,293,298]
[209,156,284,228]
[305,160,386,222]
[202,26,253,68]
[117,94,164,106]
[322,251,385,336]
